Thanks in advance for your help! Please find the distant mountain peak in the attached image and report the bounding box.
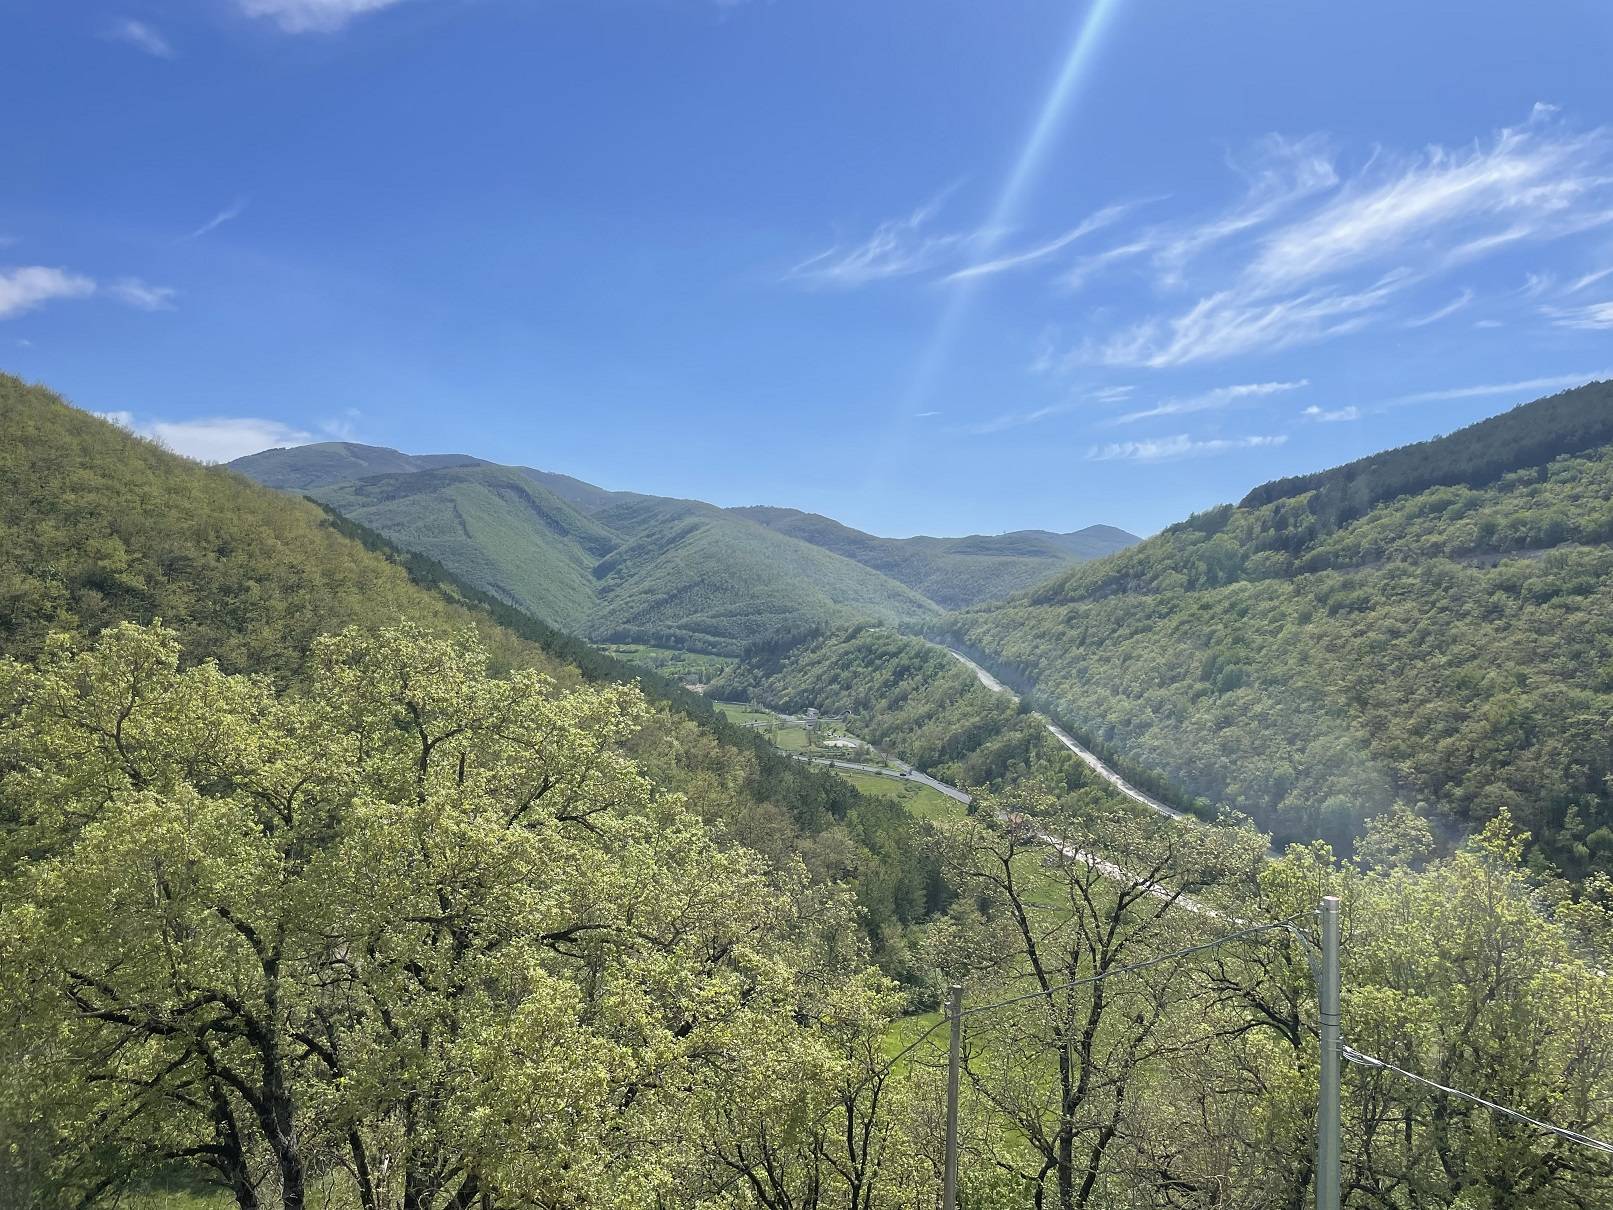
[228,441,488,491]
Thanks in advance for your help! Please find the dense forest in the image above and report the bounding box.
[943,381,1613,873]
[5,376,1613,1209]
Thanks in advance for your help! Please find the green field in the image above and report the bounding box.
[714,702,861,756]
[599,643,735,683]
[713,702,781,728]
[837,770,960,821]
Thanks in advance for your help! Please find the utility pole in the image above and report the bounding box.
[1317,896,1341,1210]
[942,983,963,1210]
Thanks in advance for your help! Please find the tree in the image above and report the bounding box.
[0,621,887,1209]
[930,784,1268,1209]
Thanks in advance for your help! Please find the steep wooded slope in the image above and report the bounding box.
[943,381,1613,874]
[0,379,541,684]
[308,464,620,631]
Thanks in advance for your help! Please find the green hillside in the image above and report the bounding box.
[233,449,943,653]
[944,381,1613,873]
[713,624,1094,795]
[308,464,620,631]
[728,506,1138,607]
[0,380,538,684]
[0,378,953,1207]
[588,506,939,652]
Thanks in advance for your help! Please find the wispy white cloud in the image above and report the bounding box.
[1059,135,1338,294]
[789,190,973,287]
[1567,266,1613,294]
[1244,111,1611,294]
[1112,378,1307,425]
[99,411,314,462]
[182,198,249,241]
[957,401,1077,436]
[1152,134,1339,286]
[104,18,174,57]
[0,266,175,319]
[959,382,1142,435]
[0,266,97,319]
[320,408,362,439]
[1062,239,1155,291]
[1405,288,1474,327]
[1089,273,1408,368]
[1303,404,1361,422]
[106,278,178,310]
[1541,300,1613,330]
[1386,371,1611,406]
[1087,433,1288,462]
[913,410,941,418]
[1060,110,1613,368]
[236,0,407,34]
[945,202,1136,284]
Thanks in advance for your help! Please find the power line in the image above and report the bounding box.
[1342,1046,1613,1158]
[712,916,1303,1206]
[839,917,1298,1102]
[958,917,1300,1018]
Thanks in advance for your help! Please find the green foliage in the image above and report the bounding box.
[312,506,947,940]
[0,376,546,686]
[310,465,620,631]
[946,383,1613,872]
[1242,378,1613,520]
[585,501,940,654]
[0,622,901,1208]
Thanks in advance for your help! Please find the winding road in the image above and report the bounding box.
[938,646,1192,825]
[789,754,973,805]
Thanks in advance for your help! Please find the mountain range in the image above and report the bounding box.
[228,442,1137,653]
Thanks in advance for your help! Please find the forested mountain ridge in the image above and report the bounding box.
[942,380,1613,874]
[727,505,1137,607]
[289,458,938,652]
[229,443,1135,636]
[227,440,491,490]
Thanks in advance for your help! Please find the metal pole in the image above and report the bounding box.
[1317,896,1341,1210]
[942,983,963,1210]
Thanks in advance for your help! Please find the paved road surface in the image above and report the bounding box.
[940,646,1189,824]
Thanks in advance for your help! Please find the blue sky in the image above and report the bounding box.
[4,0,1612,537]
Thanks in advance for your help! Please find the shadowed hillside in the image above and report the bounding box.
[943,380,1613,874]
